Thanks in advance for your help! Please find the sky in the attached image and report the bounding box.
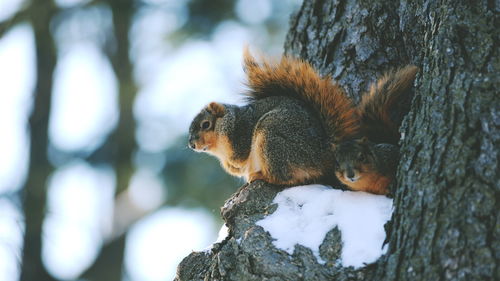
[0,0,301,280]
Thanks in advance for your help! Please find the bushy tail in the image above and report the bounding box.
[358,65,419,144]
[243,48,358,143]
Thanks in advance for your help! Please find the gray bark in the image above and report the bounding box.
[176,182,365,281]
[176,0,499,280]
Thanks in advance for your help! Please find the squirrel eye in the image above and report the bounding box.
[201,120,211,130]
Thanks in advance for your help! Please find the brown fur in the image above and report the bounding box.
[244,128,324,185]
[196,131,217,152]
[215,135,245,177]
[194,131,249,178]
[335,166,390,195]
[288,167,323,185]
[207,102,226,117]
[189,50,413,192]
[333,137,400,195]
[331,66,418,194]
[247,131,268,182]
[358,65,418,144]
[205,128,270,183]
[243,48,359,142]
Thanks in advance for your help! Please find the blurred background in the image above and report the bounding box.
[0,0,301,280]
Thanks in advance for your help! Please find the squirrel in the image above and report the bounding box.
[334,138,400,195]
[333,66,419,195]
[188,49,358,186]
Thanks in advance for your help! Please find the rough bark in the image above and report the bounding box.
[176,182,366,281]
[176,0,499,280]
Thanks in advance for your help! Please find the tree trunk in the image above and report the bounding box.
[176,0,499,280]
[286,1,498,280]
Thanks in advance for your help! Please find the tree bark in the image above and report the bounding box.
[176,0,498,280]
[290,1,499,280]
[286,1,498,280]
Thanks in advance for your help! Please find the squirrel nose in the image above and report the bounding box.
[346,170,356,180]
[188,136,196,149]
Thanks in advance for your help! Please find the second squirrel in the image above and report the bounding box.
[333,66,418,195]
[334,138,399,195]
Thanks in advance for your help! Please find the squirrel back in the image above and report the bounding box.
[243,48,358,143]
[188,93,338,186]
[358,65,418,144]
[188,50,364,186]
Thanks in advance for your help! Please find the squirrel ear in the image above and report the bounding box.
[207,102,226,117]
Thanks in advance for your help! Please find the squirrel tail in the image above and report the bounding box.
[243,48,358,143]
[358,65,419,144]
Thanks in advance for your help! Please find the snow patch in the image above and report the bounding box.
[205,224,229,252]
[215,224,229,244]
[256,184,393,268]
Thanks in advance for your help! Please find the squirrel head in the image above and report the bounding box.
[188,102,226,153]
[333,137,376,183]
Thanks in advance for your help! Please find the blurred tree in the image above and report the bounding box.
[184,0,236,37]
[17,0,58,280]
[0,0,297,280]
[81,0,138,280]
[0,0,139,279]
[107,0,137,195]
[165,0,298,45]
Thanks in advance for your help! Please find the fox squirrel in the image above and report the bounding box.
[334,138,399,195]
[188,49,357,186]
[188,48,417,193]
[334,66,419,194]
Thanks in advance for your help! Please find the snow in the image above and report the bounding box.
[256,184,393,268]
[215,224,229,244]
[205,224,229,252]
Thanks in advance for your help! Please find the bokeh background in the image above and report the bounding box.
[0,0,301,280]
